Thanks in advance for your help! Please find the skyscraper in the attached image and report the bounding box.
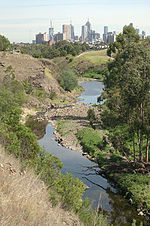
[49,21,54,43]
[136,28,140,34]
[104,26,108,35]
[129,23,133,27]
[62,24,74,41]
[81,25,88,41]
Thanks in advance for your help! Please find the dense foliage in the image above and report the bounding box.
[0,34,10,51]
[59,69,78,91]
[13,41,90,59]
[100,27,150,163]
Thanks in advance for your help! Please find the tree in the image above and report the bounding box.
[107,25,140,57]
[60,70,78,91]
[102,41,150,162]
[0,35,10,51]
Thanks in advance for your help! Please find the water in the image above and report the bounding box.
[38,80,145,225]
[78,80,104,104]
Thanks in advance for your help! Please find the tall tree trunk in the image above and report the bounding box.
[139,129,143,162]
[139,103,144,162]
[146,136,149,163]
[133,135,136,163]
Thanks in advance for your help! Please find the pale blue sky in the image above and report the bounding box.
[0,0,150,43]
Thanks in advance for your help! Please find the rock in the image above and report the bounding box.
[138,211,144,216]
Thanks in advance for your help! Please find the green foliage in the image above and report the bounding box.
[49,91,57,100]
[23,79,33,94]
[60,70,78,91]
[35,88,48,100]
[102,39,150,162]
[76,127,107,157]
[16,41,90,60]
[78,198,107,226]
[34,149,63,186]
[117,174,150,209]
[54,173,85,211]
[83,69,106,80]
[87,108,96,129]
[107,25,140,56]
[0,34,10,51]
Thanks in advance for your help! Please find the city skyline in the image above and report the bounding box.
[0,0,150,43]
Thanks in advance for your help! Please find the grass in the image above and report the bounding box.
[0,147,82,226]
[56,120,72,136]
[71,50,110,67]
[117,173,150,209]
[45,67,55,80]
[76,127,109,157]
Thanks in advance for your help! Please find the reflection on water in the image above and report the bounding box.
[78,80,104,104]
[38,80,146,225]
[39,123,145,225]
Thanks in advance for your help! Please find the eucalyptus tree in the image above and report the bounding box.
[102,41,150,162]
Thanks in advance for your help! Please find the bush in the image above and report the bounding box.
[60,70,78,91]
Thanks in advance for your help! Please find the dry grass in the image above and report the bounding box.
[0,147,82,226]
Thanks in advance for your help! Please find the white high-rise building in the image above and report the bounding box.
[62,24,74,41]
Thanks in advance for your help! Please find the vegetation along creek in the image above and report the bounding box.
[38,80,146,226]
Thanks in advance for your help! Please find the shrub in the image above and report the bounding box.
[60,70,78,91]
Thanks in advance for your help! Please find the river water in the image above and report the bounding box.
[38,80,145,225]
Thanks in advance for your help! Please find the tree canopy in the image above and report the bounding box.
[0,35,10,51]
[101,38,150,163]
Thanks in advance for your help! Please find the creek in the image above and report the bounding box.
[38,80,145,225]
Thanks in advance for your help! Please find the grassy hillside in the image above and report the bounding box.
[72,50,110,65]
[0,147,82,226]
[52,50,110,79]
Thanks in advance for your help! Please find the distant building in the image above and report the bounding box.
[142,31,146,39]
[54,32,65,42]
[103,31,116,43]
[36,32,49,44]
[136,28,140,34]
[147,35,150,39]
[62,24,74,41]
[36,33,44,44]
[129,23,133,27]
[49,21,54,43]
[81,25,88,41]
[95,33,100,41]
[104,26,108,35]
[81,20,97,42]
[43,32,49,42]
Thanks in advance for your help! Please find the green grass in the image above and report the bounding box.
[71,50,110,66]
[117,174,150,209]
[76,127,109,157]
[56,120,72,136]
[45,68,55,80]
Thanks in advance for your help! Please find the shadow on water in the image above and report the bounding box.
[38,80,147,225]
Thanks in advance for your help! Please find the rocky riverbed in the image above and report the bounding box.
[43,102,91,152]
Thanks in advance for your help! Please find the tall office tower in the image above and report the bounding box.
[136,28,140,34]
[43,32,49,42]
[85,20,92,41]
[71,24,75,40]
[129,23,133,27]
[36,33,44,44]
[81,25,88,41]
[142,30,146,40]
[49,21,54,42]
[104,26,108,34]
[62,24,74,41]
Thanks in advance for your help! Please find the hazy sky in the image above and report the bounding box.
[0,0,150,43]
